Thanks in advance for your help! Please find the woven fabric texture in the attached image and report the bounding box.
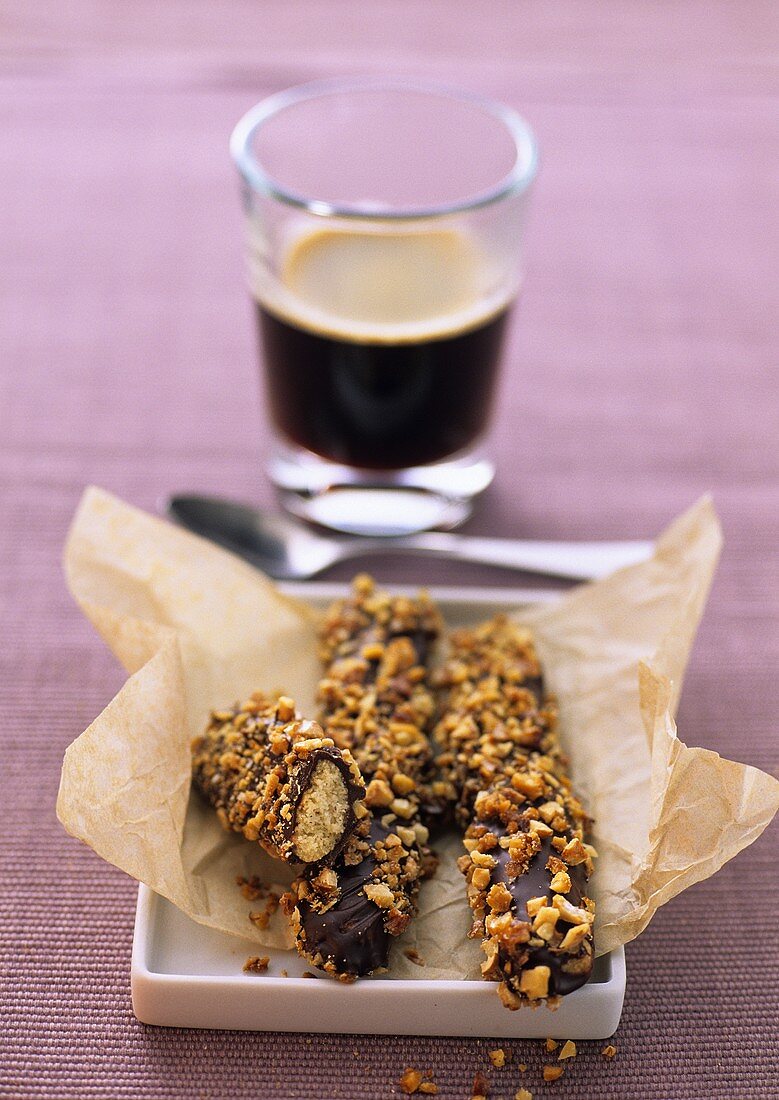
[1,3,777,1097]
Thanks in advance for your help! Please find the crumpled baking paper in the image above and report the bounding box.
[57,488,779,976]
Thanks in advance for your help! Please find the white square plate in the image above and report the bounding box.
[131,584,626,1038]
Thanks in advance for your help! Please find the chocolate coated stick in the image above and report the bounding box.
[192,692,366,864]
[433,617,596,1009]
[283,576,442,979]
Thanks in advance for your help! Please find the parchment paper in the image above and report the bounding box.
[57,488,779,977]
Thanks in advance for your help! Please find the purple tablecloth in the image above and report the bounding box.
[2,3,777,1097]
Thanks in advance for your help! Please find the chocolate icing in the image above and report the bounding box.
[482,820,593,996]
[296,819,393,976]
[287,578,441,978]
[433,616,595,1004]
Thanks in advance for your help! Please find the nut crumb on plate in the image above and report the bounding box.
[236,874,266,901]
[242,955,269,974]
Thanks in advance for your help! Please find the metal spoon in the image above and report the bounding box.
[167,494,653,582]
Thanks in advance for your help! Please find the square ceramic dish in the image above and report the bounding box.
[131,584,626,1038]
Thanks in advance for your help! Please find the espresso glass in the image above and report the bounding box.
[231,79,537,534]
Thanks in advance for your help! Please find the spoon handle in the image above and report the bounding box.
[349,534,654,581]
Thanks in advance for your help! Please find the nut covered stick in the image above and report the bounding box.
[282,576,443,979]
[433,617,596,1009]
[192,692,366,864]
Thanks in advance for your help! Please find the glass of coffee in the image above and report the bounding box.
[231,79,537,534]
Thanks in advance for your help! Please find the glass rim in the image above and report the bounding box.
[230,77,538,220]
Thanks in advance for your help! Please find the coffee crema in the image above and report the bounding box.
[253,227,514,470]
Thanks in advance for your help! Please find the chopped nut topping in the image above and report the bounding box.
[472,867,492,891]
[498,981,521,1010]
[551,895,592,925]
[532,906,559,932]
[511,772,546,800]
[392,772,416,795]
[560,837,588,866]
[558,924,591,952]
[480,939,501,980]
[363,882,395,908]
[519,965,550,1001]
[365,778,393,807]
[549,871,572,894]
[486,882,513,913]
[526,895,548,917]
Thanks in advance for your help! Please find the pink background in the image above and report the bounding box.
[1,3,777,1097]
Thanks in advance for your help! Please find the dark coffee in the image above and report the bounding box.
[254,228,513,470]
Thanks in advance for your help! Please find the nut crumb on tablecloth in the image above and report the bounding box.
[489,1048,506,1067]
[399,1068,438,1095]
[542,1064,564,1082]
[516,1090,533,1100]
[544,1039,559,1053]
[601,1044,617,1059]
[472,1068,490,1098]
[558,1040,576,1060]
[399,1068,423,1094]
